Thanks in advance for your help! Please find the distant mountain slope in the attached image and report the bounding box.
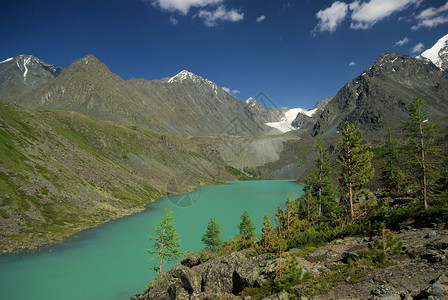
[127,71,265,136]
[0,55,61,100]
[8,55,264,136]
[313,51,448,136]
[245,97,287,123]
[289,96,334,132]
[16,55,165,129]
[0,101,228,253]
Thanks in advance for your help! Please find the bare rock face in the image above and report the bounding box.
[0,55,61,100]
[132,251,267,300]
[132,265,201,300]
[312,52,448,136]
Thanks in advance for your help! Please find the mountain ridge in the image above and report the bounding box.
[5,54,266,136]
[312,51,448,136]
[0,55,61,101]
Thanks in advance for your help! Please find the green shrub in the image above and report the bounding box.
[241,281,273,299]
[367,223,402,267]
[273,257,304,294]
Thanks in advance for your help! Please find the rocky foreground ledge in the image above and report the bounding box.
[131,227,448,300]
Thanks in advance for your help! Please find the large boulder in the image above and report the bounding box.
[133,265,201,300]
[132,251,267,299]
[194,251,265,294]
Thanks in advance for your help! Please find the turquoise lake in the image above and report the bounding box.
[0,180,303,300]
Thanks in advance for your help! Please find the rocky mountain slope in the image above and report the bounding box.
[245,97,287,123]
[127,72,265,136]
[312,51,448,136]
[0,55,61,101]
[290,96,334,132]
[0,101,232,253]
[6,56,265,137]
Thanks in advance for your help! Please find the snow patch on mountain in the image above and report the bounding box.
[0,57,13,64]
[23,56,31,78]
[418,34,448,70]
[266,107,317,133]
[246,97,258,107]
[168,70,215,86]
[167,69,220,96]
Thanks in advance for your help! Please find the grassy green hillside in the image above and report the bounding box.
[0,101,227,253]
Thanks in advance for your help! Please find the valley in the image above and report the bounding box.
[0,32,448,300]
[1,34,448,253]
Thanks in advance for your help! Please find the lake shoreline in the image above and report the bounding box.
[0,206,146,256]
[0,180,302,300]
[1,179,298,255]
[1,179,231,255]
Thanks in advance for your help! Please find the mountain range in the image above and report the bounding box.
[1,33,448,252]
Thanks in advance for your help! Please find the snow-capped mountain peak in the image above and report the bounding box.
[167,70,216,87]
[417,33,448,71]
[0,55,62,80]
[167,70,195,83]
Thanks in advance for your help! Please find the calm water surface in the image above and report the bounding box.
[0,180,302,300]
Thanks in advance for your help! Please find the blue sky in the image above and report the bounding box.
[1,0,448,109]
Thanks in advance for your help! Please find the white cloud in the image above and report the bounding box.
[412,1,448,30]
[169,16,178,24]
[313,0,421,33]
[150,0,223,15]
[198,5,244,27]
[349,0,421,29]
[416,1,448,19]
[394,37,409,46]
[313,1,349,34]
[349,61,356,66]
[222,87,240,95]
[411,42,424,54]
[256,15,266,23]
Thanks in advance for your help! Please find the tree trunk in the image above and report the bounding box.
[419,121,428,209]
[159,228,165,274]
[348,151,354,222]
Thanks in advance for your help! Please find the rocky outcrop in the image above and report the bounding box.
[131,251,269,300]
[291,96,333,130]
[132,227,448,300]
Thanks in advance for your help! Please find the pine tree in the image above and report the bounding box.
[201,218,223,252]
[306,137,338,221]
[338,122,374,222]
[146,208,188,275]
[303,188,318,226]
[382,129,407,198]
[261,214,273,249]
[401,96,440,209]
[284,198,298,237]
[238,210,255,240]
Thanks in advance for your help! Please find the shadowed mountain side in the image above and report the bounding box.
[313,52,448,136]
